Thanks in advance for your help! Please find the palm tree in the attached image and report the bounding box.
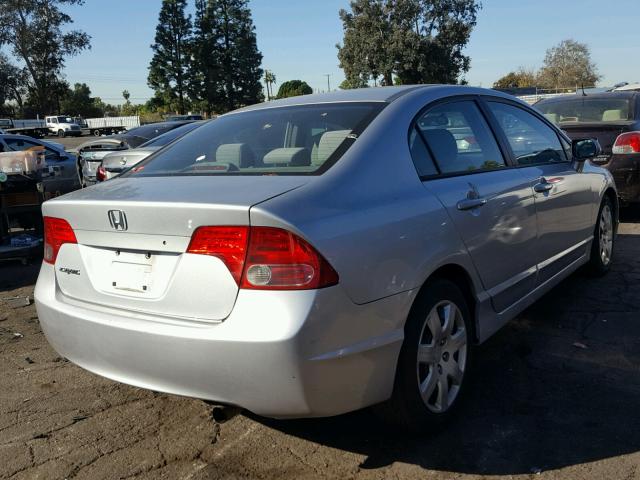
[264,70,276,101]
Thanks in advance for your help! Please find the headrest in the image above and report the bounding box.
[422,129,457,164]
[543,113,559,124]
[263,148,310,166]
[313,130,352,166]
[602,109,624,121]
[215,143,255,168]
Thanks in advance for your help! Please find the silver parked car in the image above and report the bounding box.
[99,121,206,181]
[35,86,616,430]
[77,121,195,185]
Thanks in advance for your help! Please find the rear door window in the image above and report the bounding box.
[413,100,505,174]
[488,102,567,165]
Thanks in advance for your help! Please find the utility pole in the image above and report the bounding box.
[324,74,332,92]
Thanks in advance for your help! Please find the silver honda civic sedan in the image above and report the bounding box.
[35,85,617,430]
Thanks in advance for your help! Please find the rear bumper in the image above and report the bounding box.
[35,263,412,418]
[604,155,640,202]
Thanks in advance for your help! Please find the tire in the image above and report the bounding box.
[587,196,615,276]
[57,129,65,138]
[375,279,473,432]
[93,129,101,137]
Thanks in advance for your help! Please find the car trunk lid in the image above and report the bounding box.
[559,121,635,163]
[45,176,307,321]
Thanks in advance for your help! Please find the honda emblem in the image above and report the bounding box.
[108,210,128,231]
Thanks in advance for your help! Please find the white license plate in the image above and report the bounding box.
[111,261,152,293]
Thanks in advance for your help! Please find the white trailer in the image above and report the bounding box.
[82,116,140,136]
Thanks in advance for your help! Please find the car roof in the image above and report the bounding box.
[233,85,522,113]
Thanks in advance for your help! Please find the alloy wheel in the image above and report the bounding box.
[599,204,613,266]
[416,300,467,413]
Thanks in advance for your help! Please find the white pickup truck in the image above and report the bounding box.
[45,115,83,138]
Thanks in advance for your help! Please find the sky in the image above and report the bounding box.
[34,0,640,105]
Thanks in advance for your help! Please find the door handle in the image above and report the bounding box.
[533,179,555,193]
[457,197,487,211]
[534,176,564,193]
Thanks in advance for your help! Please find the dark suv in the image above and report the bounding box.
[536,92,640,203]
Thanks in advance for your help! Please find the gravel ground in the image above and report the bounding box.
[1,214,639,480]
[53,136,96,152]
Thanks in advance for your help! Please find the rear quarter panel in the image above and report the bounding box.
[251,88,484,306]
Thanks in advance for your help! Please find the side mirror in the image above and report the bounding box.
[572,138,601,161]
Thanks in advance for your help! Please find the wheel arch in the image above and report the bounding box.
[414,263,479,344]
[603,187,619,230]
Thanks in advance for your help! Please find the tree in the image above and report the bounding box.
[190,0,264,113]
[0,0,90,114]
[213,0,264,111]
[59,82,102,117]
[339,77,369,89]
[190,0,221,114]
[537,39,601,90]
[148,0,192,114]
[264,70,276,100]
[493,67,536,89]
[0,52,27,115]
[337,0,481,87]
[276,80,312,99]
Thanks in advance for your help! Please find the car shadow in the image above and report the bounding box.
[253,232,640,475]
[0,262,40,292]
[620,205,640,223]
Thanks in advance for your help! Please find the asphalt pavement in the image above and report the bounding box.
[0,212,639,479]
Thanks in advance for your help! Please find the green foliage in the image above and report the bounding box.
[59,82,102,117]
[276,80,313,98]
[493,67,537,89]
[190,0,264,113]
[264,70,276,100]
[339,77,369,89]
[537,39,601,89]
[0,52,27,116]
[337,0,481,86]
[148,0,192,114]
[0,0,90,114]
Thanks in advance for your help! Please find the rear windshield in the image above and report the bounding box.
[536,97,632,124]
[125,102,384,177]
[125,123,182,141]
[140,121,204,148]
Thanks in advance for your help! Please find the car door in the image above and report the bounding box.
[484,100,594,284]
[4,136,79,194]
[411,98,539,313]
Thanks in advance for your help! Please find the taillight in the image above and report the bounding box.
[187,226,249,284]
[241,227,339,290]
[612,131,640,154]
[186,226,339,290]
[43,217,77,264]
[96,165,107,181]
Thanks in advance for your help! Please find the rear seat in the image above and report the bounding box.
[602,109,624,121]
[263,148,310,166]
[311,130,352,166]
[215,143,257,168]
